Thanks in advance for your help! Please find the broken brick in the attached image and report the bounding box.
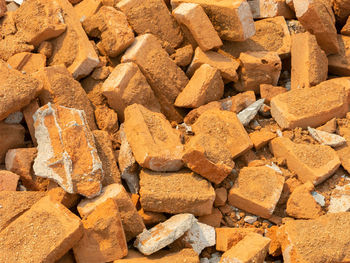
[33,103,103,198]
[0,196,83,263]
[0,170,19,191]
[174,64,224,108]
[220,233,270,263]
[286,181,322,219]
[38,41,53,58]
[73,199,128,262]
[0,123,25,164]
[187,47,239,82]
[171,44,193,67]
[77,184,146,241]
[214,188,227,207]
[124,104,184,172]
[138,208,166,226]
[171,0,255,41]
[122,34,189,122]
[249,0,294,19]
[249,129,276,150]
[198,207,222,228]
[94,105,119,134]
[74,0,102,22]
[47,182,80,209]
[172,3,222,51]
[102,62,161,122]
[83,6,134,57]
[228,166,284,218]
[139,169,215,216]
[236,51,282,93]
[270,137,341,185]
[270,83,349,129]
[333,0,350,23]
[265,226,281,257]
[22,100,39,146]
[7,52,46,73]
[291,32,328,89]
[328,35,350,76]
[117,0,183,49]
[260,84,286,104]
[0,60,42,121]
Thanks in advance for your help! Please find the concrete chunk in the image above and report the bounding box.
[139,169,215,216]
[33,103,103,198]
[308,127,346,148]
[182,222,216,254]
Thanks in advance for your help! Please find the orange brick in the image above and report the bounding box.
[139,169,215,216]
[74,0,102,22]
[171,44,194,67]
[228,166,284,218]
[7,52,46,73]
[78,184,146,241]
[117,0,183,49]
[73,199,128,262]
[250,0,294,19]
[265,226,281,257]
[22,99,40,146]
[214,188,228,207]
[171,0,255,41]
[0,123,25,164]
[270,137,341,185]
[0,170,19,191]
[216,228,264,252]
[249,129,276,150]
[47,182,80,209]
[0,196,83,263]
[198,207,222,228]
[260,84,286,104]
[122,34,189,122]
[236,51,282,93]
[138,208,166,226]
[270,83,349,129]
[124,104,184,172]
[328,35,350,76]
[102,62,161,122]
[291,32,328,89]
[174,64,224,108]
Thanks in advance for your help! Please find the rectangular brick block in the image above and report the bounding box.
[77,184,146,241]
[172,3,222,51]
[171,0,255,41]
[228,166,284,218]
[102,62,161,122]
[139,169,215,216]
[33,103,103,198]
[0,196,83,263]
[291,32,328,89]
[117,0,183,49]
[124,104,184,172]
[269,137,341,185]
[270,83,349,129]
[122,34,189,122]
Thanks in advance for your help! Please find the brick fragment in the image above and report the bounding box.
[122,34,189,122]
[49,0,99,79]
[33,103,103,198]
[171,0,255,41]
[175,64,224,108]
[33,65,97,130]
[94,105,119,134]
[139,169,215,216]
[0,196,83,262]
[270,137,341,185]
[47,182,80,208]
[117,0,183,49]
[260,84,286,104]
[286,181,322,219]
[171,44,194,67]
[74,0,102,22]
[187,47,239,82]
[222,16,291,59]
[228,166,284,218]
[216,227,264,252]
[293,0,339,54]
[7,52,46,73]
[0,191,45,231]
[14,0,67,47]
[291,32,328,89]
[341,16,350,36]
[270,83,349,129]
[317,118,337,133]
[77,184,146,241]
[138,208,166,226]
[279,213,350,263]
[124,104,184,172]
[214,188,227,207]
[173,3,222,51]
[249,129,276,150]
[0,60,41,121]
[198,208,222,228]
[0,123,25,163]
[73,199,128,262]
[333,0,350,23]
[0,0,5,17]
[102,62,161,122]
[265,226,281,257]
[38,41,53,58]
[328,35,350,76]
[134,213,196,255]
[236,51,281,93]
[93,130,121,186]
[220,233,270,263]
[22,100,39,145]
[183,109,252,184]
[83,6,134,57]
[249,0,294,19]
[0,170,19,191]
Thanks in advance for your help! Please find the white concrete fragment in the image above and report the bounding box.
[237,99,265,126]
[312,191,325,207]
[118,124,140,194]
[183,222,216,254]
[308,127,346,147]
[328,184,350,213]
[134,213,196,255]
[244,215,258,224]
[293,0,312,18]
[4,112,23,124]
